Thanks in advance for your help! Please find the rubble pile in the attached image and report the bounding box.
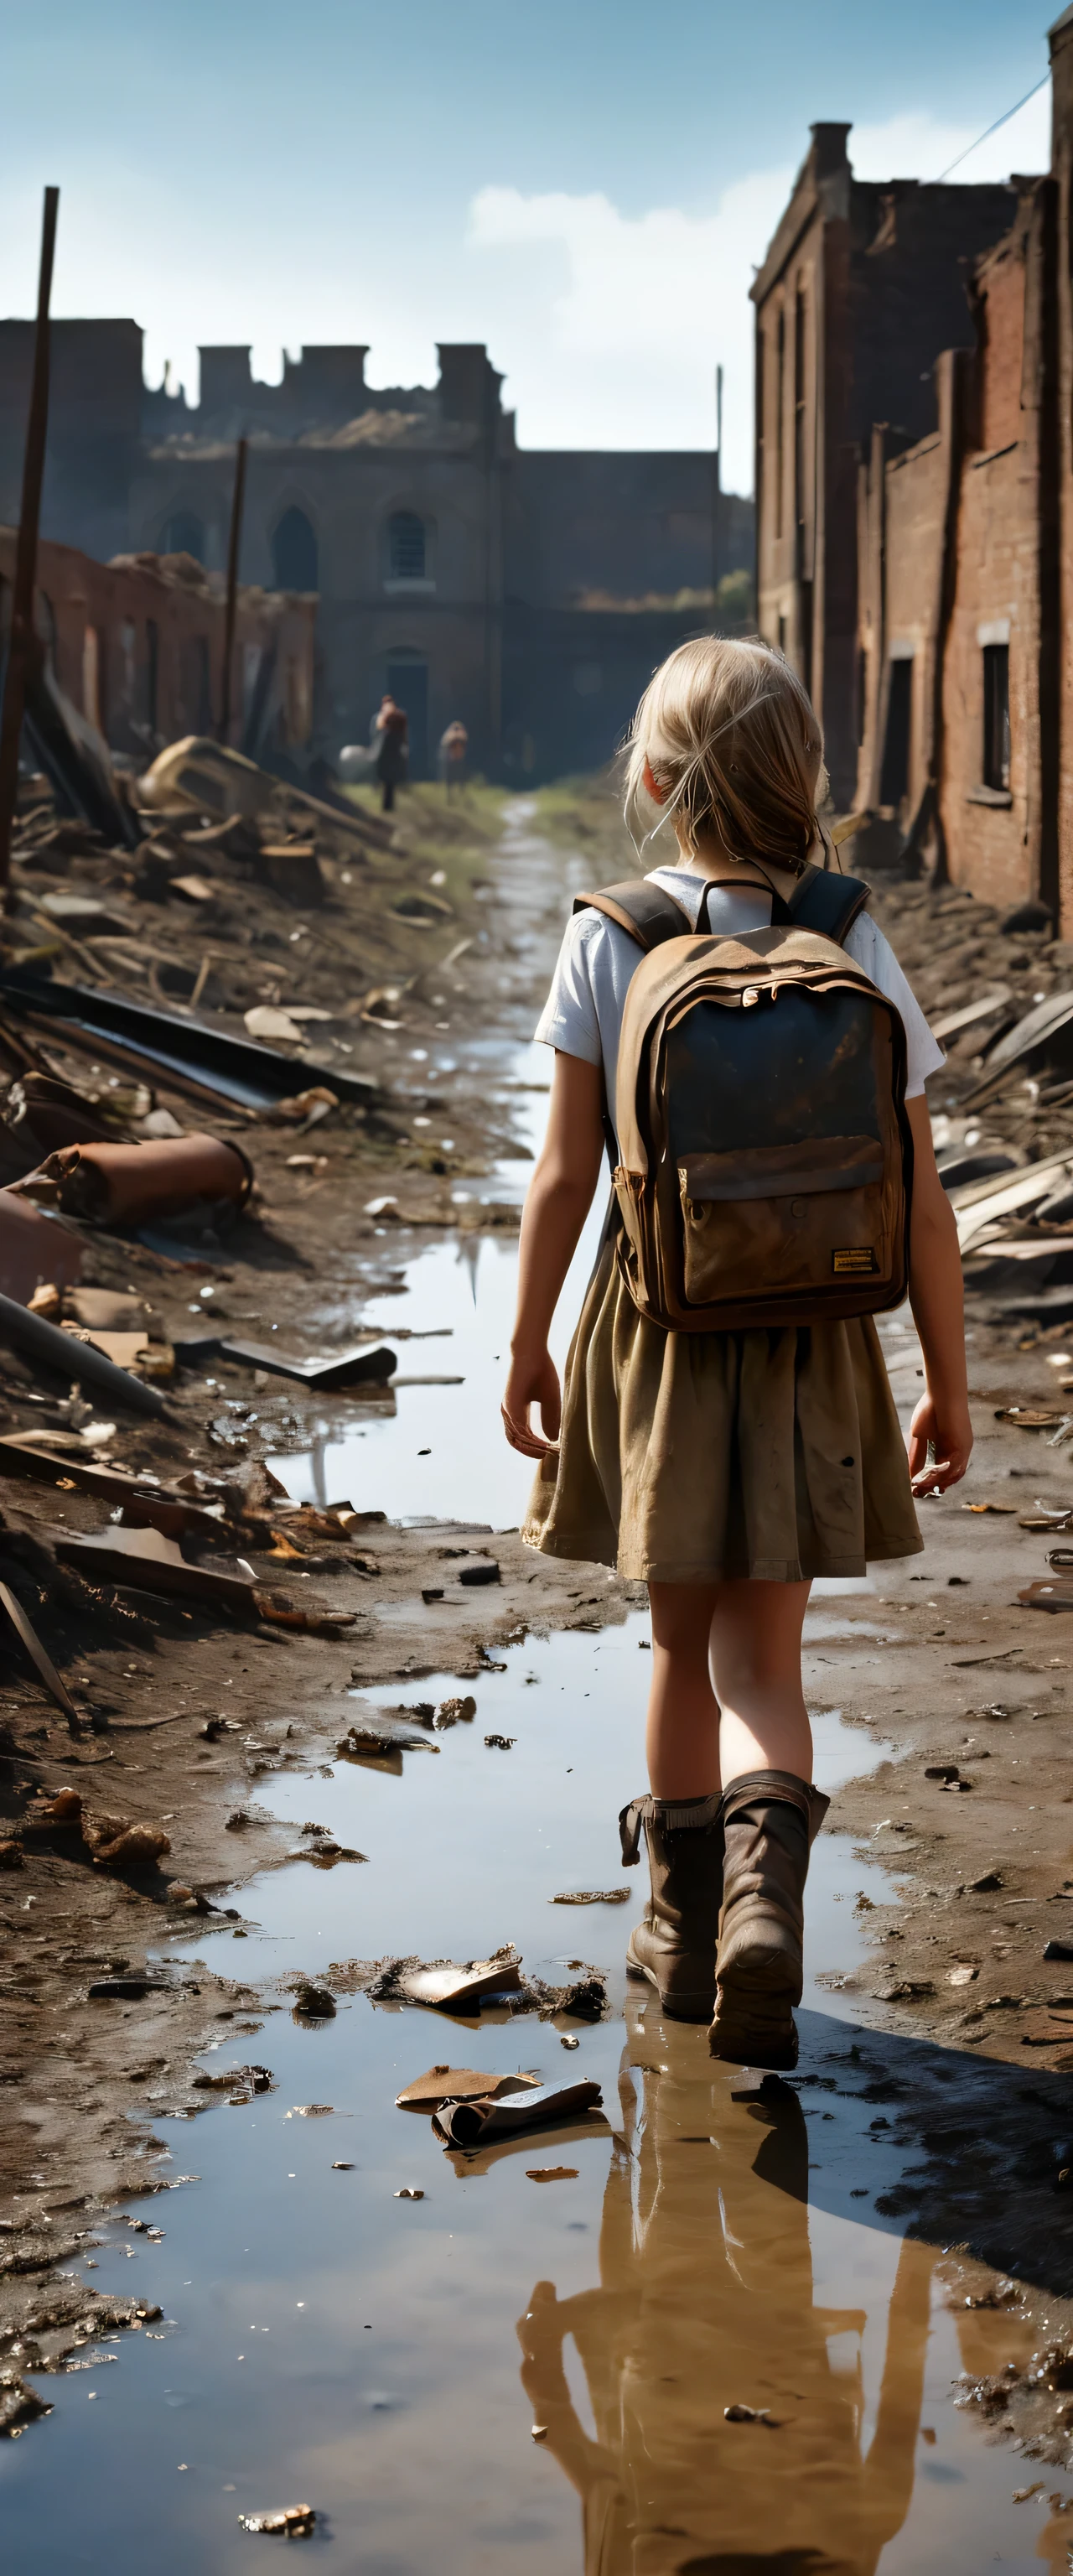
[867,873,1073,1328]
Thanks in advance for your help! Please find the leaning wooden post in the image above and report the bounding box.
[0,185,60,900]
[218,434,248,744]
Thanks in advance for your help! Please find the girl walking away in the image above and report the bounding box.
[501,638,972,2072]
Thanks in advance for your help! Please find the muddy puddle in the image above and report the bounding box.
[5,1574,1072,2573]
[6,836,1073,2570]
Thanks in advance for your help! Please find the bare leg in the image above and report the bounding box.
[646,1582,721,1798]
[709,1578,813,1784]
[645,1578,812,1794]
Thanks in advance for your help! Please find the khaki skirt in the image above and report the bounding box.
[523,1234,922,1585]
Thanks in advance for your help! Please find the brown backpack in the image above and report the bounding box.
[574,864,913,1334]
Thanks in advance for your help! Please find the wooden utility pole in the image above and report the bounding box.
[0,185,60,896]
[218,434,248,743]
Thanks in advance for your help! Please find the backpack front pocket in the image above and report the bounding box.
[676,1136,890,1307]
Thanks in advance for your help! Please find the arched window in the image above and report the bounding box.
[161,510,205,562]
[272,506,319,592]
[387,512,426,580]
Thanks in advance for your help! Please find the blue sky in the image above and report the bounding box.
[3,1,1052,489]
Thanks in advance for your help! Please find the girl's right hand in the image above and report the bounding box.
[908,1390,973,1493]
[501,1348,562,1458]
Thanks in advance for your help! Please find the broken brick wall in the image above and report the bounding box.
[940,188,1049,915]
[0,532,316,762]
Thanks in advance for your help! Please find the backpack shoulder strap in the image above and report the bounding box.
[778,862,869,948]
[573,878,692,953]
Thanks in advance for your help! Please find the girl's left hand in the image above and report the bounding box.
[501,1348,562,1458]
[908,1391,973,1494]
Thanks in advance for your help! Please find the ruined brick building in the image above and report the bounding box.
[0,329,752,782]
[754,9,1073,932]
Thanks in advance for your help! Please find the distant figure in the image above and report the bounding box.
[438,719,468,793]
[374,693,408,813]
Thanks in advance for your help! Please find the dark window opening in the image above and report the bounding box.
[755,326,765,522]
[777,613,788,657]
[982,643,1011,791]
[775,311,785,542]
[272,507,319,592]
[161,511,205,563]
[879,658,913,808]
[794,285,807,558]
[388,512,427,580]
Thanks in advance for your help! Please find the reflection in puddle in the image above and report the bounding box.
[521,2002,938,2574]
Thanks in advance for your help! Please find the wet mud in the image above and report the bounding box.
[5,797,1073,2572]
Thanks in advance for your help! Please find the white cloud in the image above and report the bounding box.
[466,87,1052,486]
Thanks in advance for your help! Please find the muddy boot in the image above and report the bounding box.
[619,1791,723,2022]
[708,1772,829,2072]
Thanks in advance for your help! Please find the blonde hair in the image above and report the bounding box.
[624,636,825,875]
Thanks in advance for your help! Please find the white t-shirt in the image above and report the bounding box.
[534,863,944,1106]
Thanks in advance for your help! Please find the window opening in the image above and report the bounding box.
[775,311,785,542]
[388,512,427,580]
[794,286,807,554]
[982,642,1011,792]
[272,507,319,592]
[879,659,913,808]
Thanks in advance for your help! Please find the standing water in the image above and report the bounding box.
[3,811,1070,2572]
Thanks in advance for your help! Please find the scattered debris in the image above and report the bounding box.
[54,1524,257,1613]
[290,1984,336,2020]
[206,1337,396,1391]
[237,2502,316,2537]
[526,2166,578,2181]
[723,2404,780,2427]
[395,2065,541,2111]
[1018,1580,1073,1613]
[15,1133,251,1227]
[0,1287,168,1418]
[0,1578,80,1723]
[373,1949,523,2012]
[434,1696,476,1727]
[433,2077,604,2147]
[552,1888,630,1905]
[0,2376,52,2436]
[394,2187,424,2200]
[459,1559,500,1587]
[484,1734,516,1751]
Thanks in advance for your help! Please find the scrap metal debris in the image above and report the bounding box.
[432,2078,604,2146]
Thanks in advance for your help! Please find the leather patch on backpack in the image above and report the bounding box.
[832,1247,878,1275]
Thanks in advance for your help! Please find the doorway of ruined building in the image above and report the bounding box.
[386,647,428,780]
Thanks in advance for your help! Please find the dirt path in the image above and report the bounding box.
[6,794,1073,2544]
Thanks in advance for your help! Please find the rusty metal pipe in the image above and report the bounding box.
[0,1291,168,1418]
[43,1134,252,1227]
